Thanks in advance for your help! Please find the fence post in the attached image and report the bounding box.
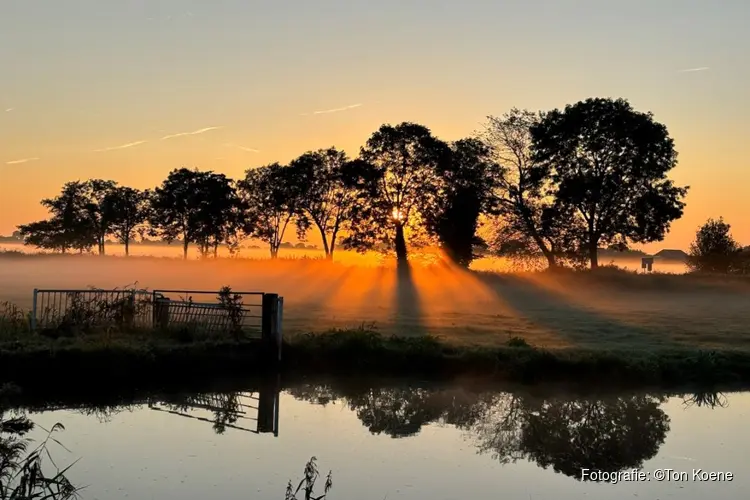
[31,289,38,331]
[257,373,281,435]
[261,293,280,362]
[153,296,170,329]
[276,296,284,361]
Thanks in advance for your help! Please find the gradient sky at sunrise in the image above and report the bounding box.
[1,0,748,251]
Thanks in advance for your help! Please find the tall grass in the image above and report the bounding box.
[0,385,80,499]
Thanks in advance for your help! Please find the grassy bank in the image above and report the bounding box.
[2,327,750,389]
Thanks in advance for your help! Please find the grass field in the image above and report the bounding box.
[1,246,748,353]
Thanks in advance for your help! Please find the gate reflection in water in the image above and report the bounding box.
[147,376,280,436]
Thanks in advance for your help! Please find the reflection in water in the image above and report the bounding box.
[289,384,677,481]
[149,385,280,436]
[3,378,740,498]
[150,375,281,436]
[1,386,79,499]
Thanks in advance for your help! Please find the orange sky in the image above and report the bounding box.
[1,1,748,252]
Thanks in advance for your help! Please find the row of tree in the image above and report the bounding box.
[18,97,690,269]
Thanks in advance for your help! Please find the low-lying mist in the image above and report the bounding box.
[1,243,747,349]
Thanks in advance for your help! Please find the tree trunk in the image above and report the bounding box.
[589,237,599,269]
[213,242,219,258]
[542,249,557,269]
[329,227,340,262]
[394,222,408,264]
[124,238,130,256]
[182,239,189,260]
[270,245,278,259]
[321,237,330,260]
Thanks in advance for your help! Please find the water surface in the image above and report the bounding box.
[7,382,748,499]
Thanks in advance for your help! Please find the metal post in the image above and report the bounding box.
[261,293,279,361]
[276,296,284,361]
[31,288,38,331]
[257,373,280,435]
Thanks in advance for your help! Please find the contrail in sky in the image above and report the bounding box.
[6,157,39,165]
[226,143,260,153]
[93,140,147,152]
[678,67,709,73]
[161,126,223,140]
[302,103,363,116]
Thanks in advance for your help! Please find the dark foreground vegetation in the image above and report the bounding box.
[3,321,750,390]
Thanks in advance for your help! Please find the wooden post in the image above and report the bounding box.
[262,293,280,361]
[153,298,170,329]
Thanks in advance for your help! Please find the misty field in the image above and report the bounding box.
[1,244,748,352]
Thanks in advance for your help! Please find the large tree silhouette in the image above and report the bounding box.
[531,98,689,268]
[481,109,581,268]
[149,168,238,259]
[238,163,304,259]
[17,181,99,253]
[344,122,449,263]
[101,186,150,256]
[288,148,359,261]
[423,138,500,267]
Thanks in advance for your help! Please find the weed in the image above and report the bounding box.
[285,457,333,500]
[506,336,531,348]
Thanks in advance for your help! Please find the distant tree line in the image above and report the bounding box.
[17,97,692,269]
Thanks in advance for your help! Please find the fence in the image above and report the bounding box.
[30,288,284,357]
[151,289,265,337]
[31,288,154,331]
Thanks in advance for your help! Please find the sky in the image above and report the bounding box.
[1,0,748,252]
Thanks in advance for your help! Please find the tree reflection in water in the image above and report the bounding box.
[290,384,678,481]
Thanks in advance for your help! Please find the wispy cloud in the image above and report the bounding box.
[93,140,147,152]
[302,103,363,116]
[161,126,223,140]
[225,143,260,153]
[678,67,709,73]
[6,157,39,165]
[4,108,12,112]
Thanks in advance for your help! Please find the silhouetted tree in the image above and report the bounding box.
[344,122,449,263]
[288,148,359,261]
[101,186,150,256]
[17,181,98,253]
[531,98,689,268]
[687,217,743,274]
[84,179,118,255]
[480,109,580,268]
[423,138,500,267]
[237,163,304,259]
[149,168,238,259]
[192,174,242,258]
[16,220,69,253]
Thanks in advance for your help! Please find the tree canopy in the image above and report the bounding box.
[530,98,689,268]
[15,98,697,267]
[688,217,746,274]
